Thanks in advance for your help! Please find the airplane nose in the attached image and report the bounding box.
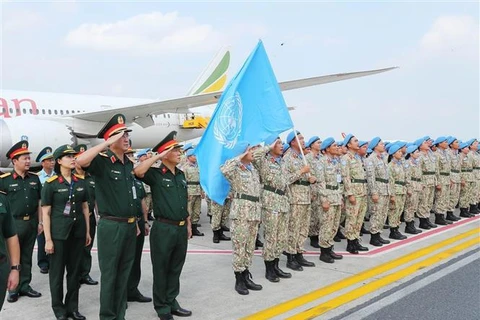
[0,119,13,168]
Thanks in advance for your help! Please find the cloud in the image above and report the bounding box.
[65,11,224,55]
[2,10,45,32]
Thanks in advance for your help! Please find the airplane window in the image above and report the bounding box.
[54,110,58,115]
[22,108,26,114]
[66,110,69,115]
[168,114,170,118]
[72,110,75,114]
[42,109,45,115]
[60,110,64,115]
[29,109,32,114]
[163,114,166,118]
[9,108,13,114]
[48,110,52,115]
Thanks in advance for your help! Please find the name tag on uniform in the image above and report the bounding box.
[132,185,137,200]
[336,174,342,183]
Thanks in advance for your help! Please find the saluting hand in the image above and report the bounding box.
[106,131,125,146]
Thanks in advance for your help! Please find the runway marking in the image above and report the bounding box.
[287,237,480,320]
[241,226,479,320]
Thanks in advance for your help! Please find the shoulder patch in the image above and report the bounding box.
[0,172,11,178]
[99,152,108,158]
[73,173,84,180]
[47,175,59,183]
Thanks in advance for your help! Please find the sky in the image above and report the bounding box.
[1,0,479,142]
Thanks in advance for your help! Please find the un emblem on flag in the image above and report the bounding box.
[214,92,243,149]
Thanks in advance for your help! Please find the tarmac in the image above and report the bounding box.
[1,206,479,320]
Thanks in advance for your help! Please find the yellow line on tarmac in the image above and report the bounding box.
[241,227,479,320]
[288,236,480,320]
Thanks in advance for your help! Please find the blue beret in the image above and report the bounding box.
[306,136,320,148]
[414,137,428,147]
[358,140,368,147]
[434,136,447,145]
[467,138,477,146]
[343,133,354,146]
[367,148,373,154]
[388,143,402,155]
[137,148,148,158]
[459,141,470,150]
[423,135,431,141]
[264,134,279,146]
[182,142,194,151]
[385,142,392,151]
[447,136,457,145]
[282,143,290,153]
[186,149,195,157]
[336,141,344,147]
[406,142,415,148]
[406,144,418,154]
[321,137,335,151]
[396,141,407,149]
[287,130,301,145]
[369,137,381,150]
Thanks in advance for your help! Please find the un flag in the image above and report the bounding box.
[195,40,293,204]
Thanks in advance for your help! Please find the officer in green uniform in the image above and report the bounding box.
[42,144,92,320]
[74,144,99,286]
[134,131,192,320]
[0,190,21,312]
[0,141,42,302]
[75,114,138,320]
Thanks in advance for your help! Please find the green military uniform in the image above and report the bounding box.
[42,171,88,318]
[0,191,17,311]
[0,170,41,296]
[79,173,97,281]
[127,178,147,300]
[138,162,188,316]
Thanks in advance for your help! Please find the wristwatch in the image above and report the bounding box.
[11,265,21,271]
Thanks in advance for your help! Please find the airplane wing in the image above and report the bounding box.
[71,67,397,128]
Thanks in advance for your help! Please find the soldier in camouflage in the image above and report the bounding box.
[469,140,480,215]
[459,141,475,217]
[210,198,231,243]
[387,143,407,240]
[403,145,423,234]
[220,144,263,296]
[432,137,453,225]
[446,137,462,221]
[252,135,292,283]
[305,136,322,249]
[283,131,316,271]
[341,134,369,254]
[184,149,204,236]
[417,137,439,229]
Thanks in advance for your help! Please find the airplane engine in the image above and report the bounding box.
[0,117,77,168]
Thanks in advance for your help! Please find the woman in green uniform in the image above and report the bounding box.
[41,145,91,320]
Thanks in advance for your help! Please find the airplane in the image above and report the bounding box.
[0,47,397,168]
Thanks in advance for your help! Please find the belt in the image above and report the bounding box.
[395,181,406,186]
[439,172,450,176]
[326,185,338,190]
[187,181,200,185]
[293,180,310,186]
[423,171,435,175]
[102,215,137,224]
[474,167,480,170]
[156,217,186,226]
[461,169,473,172]
[411,177,421,182]
[263,185,285,196]
[451,170,460,173]
[375,178,388,183]
[351,178,367,183]
[14,215,32,221]
[233,193,260,202]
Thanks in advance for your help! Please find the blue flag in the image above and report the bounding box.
[195,40,293,204]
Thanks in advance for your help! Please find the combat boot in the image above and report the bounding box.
[418,218,431,230]
[273,258,291,278]
[329,246,343,260]
[192,224,204,236]
[212,230,220,243]
[405,221,422,234]
[255,235,263,250]
[460,207,473,218]
[234,272,248,295]
[369,233,383,247]
[434,214,450,225]
[333,230,346,242]
[286,254,303,271]
[242,269,262,290]
[378,234,390,244]
[310,236,320,248]
[264,261,279,283]
[354,239,369,251]
[295,253,315,267]
[389,227,407,240]
[319,247,334,263]
[469,204,479,215]
[346,239,359,254]
[221,225,230,232]
[219,230,231,241]
[446,211,460,221]
[426,218,438,228]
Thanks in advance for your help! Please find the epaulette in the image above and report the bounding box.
[0,190,6,195]
[29,171,38,176]
[0,172,11,179]
[47,175,59,183]
[74,173,84,180]
[99,152,108,158]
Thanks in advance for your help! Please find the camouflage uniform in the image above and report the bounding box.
[471,151,480,204]
[283,149,311,254]
[388,159,406,228]
[434,149,451,214]
[252,146,289,261]
[318,156,342,248]
[449,149,462,212]
[404,157,422,222]
[306,152,322,238]
[340,151,367,240]
[184,161,202,224]
[366,152,392,234]
[210,198,231,231]
[459,152,474,208]
[418,151,437,218]
[220,158,261,272]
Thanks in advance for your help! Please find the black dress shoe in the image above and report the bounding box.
[80,275,98,285]
[40,267,49,274]
[171,307,192,317]
[67,311,86,320]
[7,293,19,303]
[20,289,42,298]
[159,313,174,320]
[127,294,152,303]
